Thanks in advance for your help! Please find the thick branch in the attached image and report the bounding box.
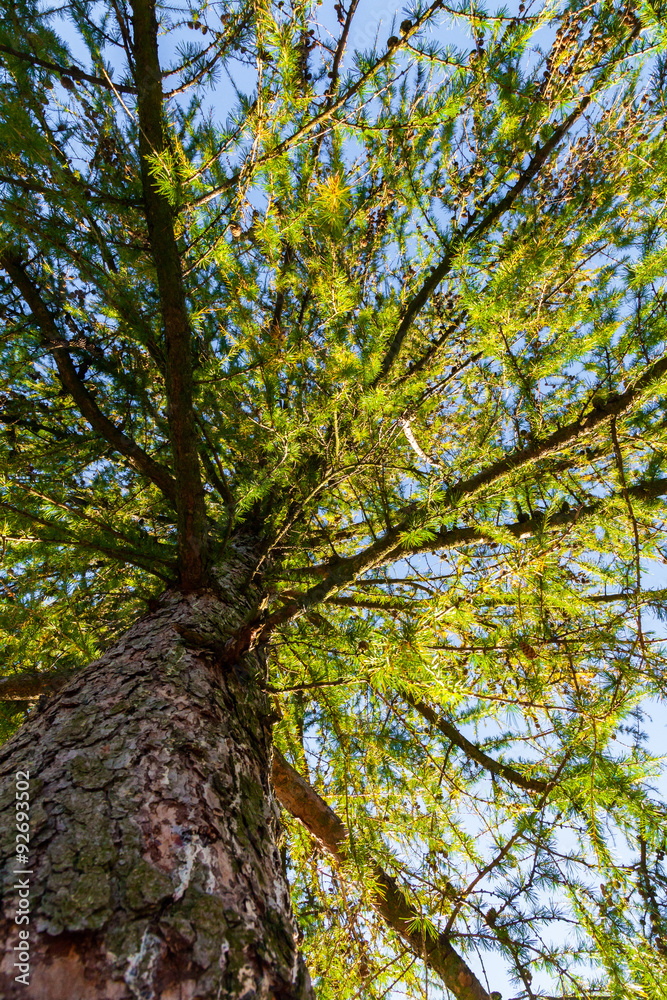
[252,471,667,645]
[324,595,421,611]
[441,369,667,507]
[271,750,491,1000]
[245,470,667,647]
[0,671,71,701]
[0,253,178,507]
[130,0,208,589]
[289,460,667,589]
[400,474,667,563]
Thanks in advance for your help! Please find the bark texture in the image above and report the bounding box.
[0,556,311,1000]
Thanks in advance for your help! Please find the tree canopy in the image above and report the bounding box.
[1,0,667,996]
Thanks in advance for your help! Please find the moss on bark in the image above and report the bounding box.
[0,576,312,1000]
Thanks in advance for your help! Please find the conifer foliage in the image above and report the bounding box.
[1,0,667,995]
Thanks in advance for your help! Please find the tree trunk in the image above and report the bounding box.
[0,558,312,1000]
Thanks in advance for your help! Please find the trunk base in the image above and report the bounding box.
[0,587,311,1000]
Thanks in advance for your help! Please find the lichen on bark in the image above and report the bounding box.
[0,561,312,1000]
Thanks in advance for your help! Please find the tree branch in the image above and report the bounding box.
[0,43,136,94]
[0,671,72,701]
[431,357,667,510]
[325,0,361,98]
[288,462,667,586]
[586,586,667,605]
[401,692,548,793]
[0,252,178,507]
[373,95,592,384]
[0,668,495,997]
[188,0,443,210]
[324,595,422,611]
[271,749,491,1000]
[130,0,208,589]
[372,13,644,385]
[0,500,174,578]
[398,474,667,564]
[242,468,667,652]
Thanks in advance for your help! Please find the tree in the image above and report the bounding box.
[0,0,667,996]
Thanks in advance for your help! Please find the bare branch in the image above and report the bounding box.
[325,0,361,98]
[400,418,442,469]
[0,43,136,94]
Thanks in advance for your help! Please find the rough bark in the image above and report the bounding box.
[0,554,311,1000]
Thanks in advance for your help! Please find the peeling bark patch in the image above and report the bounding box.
[124,929,164,1000]
[0,582,313,999]
[172,834,217,900]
